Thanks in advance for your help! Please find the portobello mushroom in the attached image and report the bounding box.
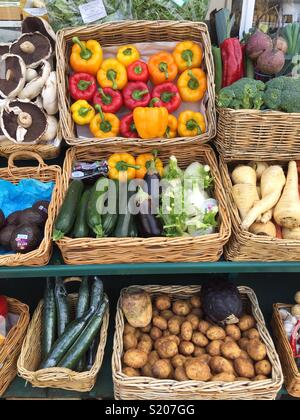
[18,60,51,100]
[0,43,10,58]
[0,54,26,99]
[40,115,58,143]
[22,17,56,51]
[10,32,52,69]
[0,99,47,144]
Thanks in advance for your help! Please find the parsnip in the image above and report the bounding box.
[249,221,276,237]
[232,184,259,220]
[241,166,286,230]
[260,209,273,224]
[231,165,256,186]
[249,161,269,180]
[274,161,300,229]
[282,227,300,240]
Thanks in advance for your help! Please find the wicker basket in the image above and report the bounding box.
[112,285,283,400]
[56,143,230,265]
[17,277,109,392]
[216,108,300,161]
[0,297,30,397]
[220,156,300,261]
[56,20,216,146]
[0,152,61,267]
[272,303,300,398]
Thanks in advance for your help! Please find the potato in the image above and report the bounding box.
[186,314,200,330]
[161,310,174,321]
[123,349,148,369]
[238,315,256,332]
[210,356,235,374]
[123,333,138,351]
[153,316,168,331]
[152,309,159,317]
[123,367,140,377]
[240,350,252,361]
[247,339,267,362]
[225,325,241,341]
[148,350,160,367]
[192,332,209,348]
[167,335,181,346]
[150,327,163,341]
[211,373,235,382]
[238,338,250,351]
[124,323,136,335]
[190,295,201,308]
[191,308,203,318]
[206,326,226,341]
[234,357,255,379]
[193,346,206,357]
[236,377,251,382]
[243,328,260,340]
[163,330,171,337]
[198,320,211,335]
[221,341,242,360]
[152,359,172,379]
[255,360,272,376]
[135,330,142,340]
[181,321,193,341]
[224,336,235,344]
[185,359,211,381]
[172,354,187,369]
[254,375,268,381]
[173,300,191,316]
[140,324,152,333]
[168,317,182,335]
[196,354,211,365]
[141,363,153,377]
[207,340,223,357]
[155,295,171,311]
[175,366,189,382]
[179,341,195,356]
[138,337,153,354]
[157,338,179,359]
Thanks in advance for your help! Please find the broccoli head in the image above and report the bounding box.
[217,78,266,110]
[264,76,300,112]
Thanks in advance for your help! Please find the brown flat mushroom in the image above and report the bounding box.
[22,17,56,50]
[0,99,47,144]
[0,54,26,99]
[0,43,10,58]
[10,32,52,69]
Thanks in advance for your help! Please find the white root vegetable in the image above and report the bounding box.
[231,165,257,186]
[260,209,273,224]
[257,186,261,198]
[249,161,269,180]
[241,166,286,230]
[249,221,276,237]
[42,71,58,115]
[41,115,57,143]
[232,184,259,220]
[274,161,300,229]
[18,60,51,100]
[282,227,300,240]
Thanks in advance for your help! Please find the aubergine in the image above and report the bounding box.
[135,186,163,237]
[18,208,45,226]
[0,225,16,250]
[32,201,50,224]
[10,223,43,253]
[7,210,23,225]
[0,210,5,230]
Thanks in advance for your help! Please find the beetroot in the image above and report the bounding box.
[256,48,285,75]
[246,30,273,60]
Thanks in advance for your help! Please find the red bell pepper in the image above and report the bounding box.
[122,81,151,110]
[93,87,123,113]
[69,72,97,101]
[220,38,244,88]
[0,296,8,317]
[120,113,138,138]
[151,82,181,113]
[127,60,149,83]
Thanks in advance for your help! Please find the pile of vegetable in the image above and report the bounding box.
[120,282,272,382]
[53,152,218,241]
[231,160,300,240]
[0,17,58,145]
[40,276,108,372]
[69,39,207,139]
[279,291,300,362]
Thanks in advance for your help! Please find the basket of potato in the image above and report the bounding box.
[112,285,283,400]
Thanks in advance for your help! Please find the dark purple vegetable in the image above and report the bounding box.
[19,208,45,226]
[7,210,22,225]
[0,210,5,230]
[0,224,16,250]
[135,186,163,237]
[32,200,50,223]
[10,223,43,253]
[144,158,161,198]
[201,280,243,326]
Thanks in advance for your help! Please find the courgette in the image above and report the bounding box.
[58,298,108,370]
[114,190,135,238]
[76,277,90,318]
[41,278,57,360]
[72,189,91,238]
[87,178,109,238]
[40,307,95,369]
[102,181,119,236]
[55,277,71,337]
[53,180,84,241]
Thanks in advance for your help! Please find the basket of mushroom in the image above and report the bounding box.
[0,17,61,159]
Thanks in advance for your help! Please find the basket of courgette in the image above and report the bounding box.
[17,276,109,392]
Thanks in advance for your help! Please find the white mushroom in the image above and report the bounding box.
[34,96,43,108]
[41,115,58,142]
[18,60,51,100]
[25,68,38,82]
[42,71,58,115]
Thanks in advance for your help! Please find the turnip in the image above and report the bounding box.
[256,48,285,75]
[273,36,288,54]
[231,165,257,186]
[246,30,273,60]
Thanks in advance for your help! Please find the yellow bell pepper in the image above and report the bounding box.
[173,41,203,73]
[135,153,164,179]
[89,105,120,138]
[71,100,95,125]
[177,68,207,102]
[108,153,140,182]
[165,114,178,139]
[178,111,206,137]
[133,107,169,139]
[97,59,127,90]
[70,37,103,75]
[117,45,140,67]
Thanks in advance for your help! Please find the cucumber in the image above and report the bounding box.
[87,178,109,238]
[72,189,91,238]
[114,190,135,238]
[55,277,71,337]
[58,298,108,370]
[40,307,95,369]
[76,277,90,318]
[53,180,84,241]
[102,180,119,236]
[41,278,57,359]
[86,332,100,370]
[90,276,104,309]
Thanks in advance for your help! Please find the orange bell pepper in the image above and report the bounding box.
[148,52,178,85]
[165,114,178,139]
[135,153,164,179]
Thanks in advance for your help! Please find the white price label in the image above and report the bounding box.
[79,0,107,24]
[171,0,185,6]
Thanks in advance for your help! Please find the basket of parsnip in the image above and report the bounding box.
[220,157,300,261]
[112,285,283,400]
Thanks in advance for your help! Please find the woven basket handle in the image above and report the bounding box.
[8,152,46,178]
[63,276,83,285]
